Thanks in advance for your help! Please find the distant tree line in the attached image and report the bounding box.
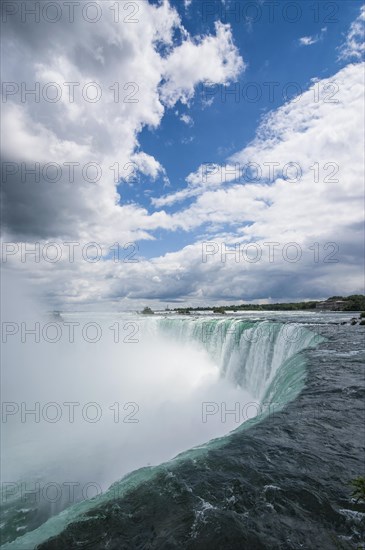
[171,294,365,314]
[327,294,365,311]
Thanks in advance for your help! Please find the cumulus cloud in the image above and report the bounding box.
[4,59,363,309]
[160,21,245,107]
[124,62,364,306]
[131,152,166,181]
[2,2,364,308]
[1,1,243,245]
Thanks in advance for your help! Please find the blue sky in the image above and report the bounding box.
[1,0,364,308]
[127,0,363,259]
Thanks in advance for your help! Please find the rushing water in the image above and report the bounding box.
[1,313,364,549]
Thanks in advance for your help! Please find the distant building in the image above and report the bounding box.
[315,300,347,311]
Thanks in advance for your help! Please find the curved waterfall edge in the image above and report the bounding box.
[1,318,324,550]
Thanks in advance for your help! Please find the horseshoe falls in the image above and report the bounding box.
[1,314,364,549]
[155,317,320,409]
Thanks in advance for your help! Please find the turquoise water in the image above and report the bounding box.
[1,317,323,549]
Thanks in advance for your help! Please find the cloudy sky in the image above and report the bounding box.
[1,0,364,309]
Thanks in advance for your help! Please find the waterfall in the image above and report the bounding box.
[1,317,323,550]
[152,317,322,406]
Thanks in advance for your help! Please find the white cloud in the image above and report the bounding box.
[160,21,245,106]
[2,2,364,308]
[299,27,327,46]
[299,36,317,46]
[131,152,165,180]
[180,113,194,126]
[338,5,365,61]
[1,1,243,247]
[5,60,363,309]
[173,63,364,236]
[145,61,364,305]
